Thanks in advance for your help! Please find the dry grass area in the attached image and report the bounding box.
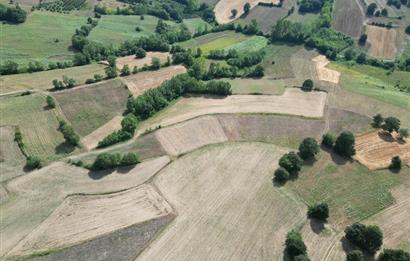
[0,126,26,182]
[155,116,228,156]
[116,52,170,70]
[10,184,173,256]
[214,0,279,24]
[122,65,187,96]
[81,115,123,150]
[312,55,341,84]
[137,142,306,261]
[367,25,399,59]
[290,48,319,81]
[355,130,410,170]
[1,156,170,258]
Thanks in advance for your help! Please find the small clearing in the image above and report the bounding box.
[0,126,26,182]
[9,185,173,256]
[312,55,341,84]
[122,65,187,96]
[366,25,399,59]
[115,52,170,70]
[355,130,410,170]
[81,115,123,150]
[214,0,279,24]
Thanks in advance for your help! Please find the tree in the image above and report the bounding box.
[334,132,356,157]
[151,57,161,70]
[92,153,121,170]
[307,203,329,221]
[188,57,207,80]
[302,79,314,91]
[231,9,238,18]
[346,250,364,261]
[121,113,138,135]
[390,156,402,170]
[135,47,146,58]
[381,8,388,16]
[322,133,336,148]
[372,114,384,128]
[398,128,408,140]
[356,53,366,63]
[406,25,410,35]
[46,96,55,109]
[382,117,401,133]
[274,167,290,182]
[105,66,118,79]
[25,156,42,170]
[120,152,140,166]
[59,120,80,146]
[279,152,303,173]
[243,2,251,15]
[121,64,130,76]
[358,34,367,46]
[367,3,377,16]
[299,137,319,160]
[285,230,308,259]
[107,55,116,67]
[344,223,383,254]
[378,249,410,261]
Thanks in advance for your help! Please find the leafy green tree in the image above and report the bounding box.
[406,25,410,35]
[188,57,207,80]
[135,48,146,58]
[107,55,116,67]
[121,64,131,76]
[302,79,314,91]
[105,66,118,79]
[92,153,121,170]
[121,113,138,135]
[356,53,367,63]
[243,2,251,15]
[59,120,80,146]
[382,117,401,133]
[46,96,55,109]
[150,57,161,70]
[390,156,402,170]
[359,34,367,46]
[274,167,290,182]
[398,128,409,140]
[322,133,336,148]
[307,203,329,221]
[372,114,384,128]
[279,152,303,173]
[231,9,238,17]
[25,156,42,170]
[0,60,19,75]
[294,255,310,261]
[367,3,377,15]
[334,132,356,157]
[378,249,410,261]
[299,137,319,160]
[344,223,383,254]
[285,230,308,259]
[346,250,364,261]
[120,152,140,166]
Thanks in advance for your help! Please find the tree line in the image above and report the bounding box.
[0,3,26,24]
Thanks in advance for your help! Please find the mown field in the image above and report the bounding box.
[222,35,268,52]
[0,63,106,94]
[89,15,175,46]
[0,11,86,66]
[235,5,288,33]
[53,79,129,136]
[183,18,212,34]
[261,43,304,79]
[225,78,286,95]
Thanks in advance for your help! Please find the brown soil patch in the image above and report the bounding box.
[122,65,187,96]
[81,115,123,150]
[355,130,410,170]
[9,185,173,256]
[312,55,341,84]
[116,52,170,70]
[155,116,228,156]
[214,0,279,24]
[367,25,398,59]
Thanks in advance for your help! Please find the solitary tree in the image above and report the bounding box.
[334,132,356,157]
[135,47,146,58]
[243,2,251,15]
[231,9,238,18]
[298,137,319,160]
[302,79,314,91]
[285,230,308,259]
[372,114,384,128]
[390,156,402,170]
[121,64,131,76]
[279,152,303,173]
[346,250,364,261]
[382,116,401,133]
[25,156,42,170]
[307,203,329,221]
[46,95,55,109]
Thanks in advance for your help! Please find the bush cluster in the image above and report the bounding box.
[98,114,138,148]
[344,223,383,254]
[285,230,309,260]
[0,3,26,23]
[307,203,329,221]
[58,120,80,146]
[91,152,140,170]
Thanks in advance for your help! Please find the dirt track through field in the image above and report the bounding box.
[81,116,123,150]
[214,0,279,24]
[9,185,173,256]
[367,25,398,59]
[122,66,186,96]
[312,55,341,84]
[136,143,306,261]
[355,130,410,170]
[116,52,170,70]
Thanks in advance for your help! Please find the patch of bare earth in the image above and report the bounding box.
[214,0,279,24]
[81,115,123,150]
[312,55,341,84]
[9,185,173,256]
[355,130,410,170]
[116,52,170,70]
[366,25,398,59]
[122,65,187,96]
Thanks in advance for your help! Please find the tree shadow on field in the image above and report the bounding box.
[309,219,326,234]
[320,145,352,165]
[377,131,394,142]
[117,165,135,174]
[55,142,75,155]
[88,168,115,180]
[303,156,317,167]
[282,250,291,261]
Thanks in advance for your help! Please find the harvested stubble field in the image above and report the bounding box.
[115,52,170,70]
[10,184,173,256]
[225,78,286,95]
[53,79,129,137]
[1,156,170,258]
[355,130,410,170]
[332,0,365,38]
[236,5,289,33]
[81,115,123,150]
[137,142,307,261]
[0,126,26,182]
[0,63,106,94]
[366,25,399,59]
[312,55,341,84]
[214,0,279,24]
[122,65,187,96]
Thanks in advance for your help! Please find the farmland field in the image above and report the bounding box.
[332,0,365,38]
[222,35,268,52]
[53,79,129,136]
[225,78,286,95]
[0,126,26,182]
[366,25,399,59]
[115,52,170,70]
[235,5,288,33]
[183,18,212,34]
[261,44,304,79]
[0,11,85,66]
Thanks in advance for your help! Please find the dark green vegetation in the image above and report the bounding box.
[334,131,356,157]
[345,223,383,254]
[279,152,303,173]
[91,152,140,170]
[98,114,138,148]
[298,137,319,160]
[346,250,364,261]
[58,120,80,146]
[285,230,309,260]
[307,202,329,221]
[378,249,410,261]
[0,3,27,23]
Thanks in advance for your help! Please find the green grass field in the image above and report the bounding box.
[0,93,78,161]
[0,63,106,94]
[89,15,175,46]
[223,35,268,52]
[226,78,286,95]
[183,18,212,34]
[53,79,130,136]
[329,63,410,110]
[261,43,304,78]
[0,11,86,66]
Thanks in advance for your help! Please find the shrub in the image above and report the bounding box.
[25,156,42,169]
[307,202,329,221]
[274,167,290,182]
[135,47,146,58]
[302,79,314,91]
[346,250,364,261]
[389,156,402,170]
[121,64,131,76]
[58,120,80,146]
[372,114,384,128]
[46,96,56,109]
[344,223,383,254]
[398,128,408,140]
[322,133,335,148]
[121,113,138,135]
[285,230,307,259]
[378,249,410,261]
[97,130,132,148]
[298,137,319,160]
[334,131,355,157]
[120,152,140,166]
[279,152,303,173]
[91,152,121,170]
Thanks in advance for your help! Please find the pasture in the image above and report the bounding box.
[116,52,170,70]
[261,43,304,79]
[53,79,129,136]
[183,18,212,34]
[0,11,85,66]
[222,35,268,52]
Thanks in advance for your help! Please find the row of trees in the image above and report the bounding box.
[51,76,77,90]
[98,113,138,148]
[91,152,140,170]
[58,120,80,146]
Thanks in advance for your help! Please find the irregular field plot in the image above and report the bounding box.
[0,126,26,182]
[222,35,268,52]
[236,5,288,33]
[116,52,170,70]
[53,79,129,136]
[0,11,85,65]
[261,44,304,79]
[10,185,173,256]
[332,0,365,38]
[0,63,106,94]
[355,130,410,170]
[312,55,341,84]
[366,25,399,59]
[122,65,187,96]
[0,94,71,161]
[225,78,286,95]
[81,115,123,150]
[137,143,306,261]
[183,18,212,34]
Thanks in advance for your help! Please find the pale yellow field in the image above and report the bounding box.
[116,52,170,70]
[81,115,123,150]
[312,55,341,84]
[367,25,399,59]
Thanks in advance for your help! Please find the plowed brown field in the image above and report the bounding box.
[367,25,398,59]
